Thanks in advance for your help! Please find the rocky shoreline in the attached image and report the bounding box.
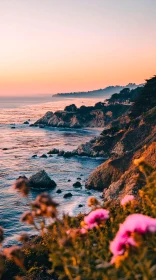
[30,78,156,203]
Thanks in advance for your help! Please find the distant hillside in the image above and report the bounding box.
[53,83,143,98]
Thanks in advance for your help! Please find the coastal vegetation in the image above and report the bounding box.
[0,159,155,280]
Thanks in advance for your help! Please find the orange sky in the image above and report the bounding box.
[0,0,156,96]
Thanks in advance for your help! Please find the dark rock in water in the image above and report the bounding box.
[32,155,37,158]
[39,124,45,128]
[29,124,38,127]
[68,179,71,182]
[78,204,83,208]
[2,148,8,151]
[80,174,83,176]
[73,181,82,188]
[29,170,56,189]
[58,150,64,156]
[23,121,29,124]
[11,126,15,129]
[48,148,59,154]
[87,191,91,195]
[56,189,62,194]
[63,151,73,158]
[63,192,72,198]
[49,155,53,157]
[40,154,48,158]
[77,177,81,180]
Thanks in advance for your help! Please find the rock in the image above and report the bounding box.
[103,142,156,202]
[39,124,45,128]
[63,192,73,198]
[73,181,82,188]
[85,154,131,191]
[64,104,77,112]
[48,148,59,155]
[35,111,54,125]
[2,148,8,151]
[23,121,29,124]
[32,155,37,158]
[63,151,73,158]
[77,177,81,180]
[78,204,83,208]
[11,126,15,129]
[56,189,62,194]
[68,179,71,182]
[40,154,48,158]
[58,150,64,156]
[49,155,53,157]
[29,170,56,189]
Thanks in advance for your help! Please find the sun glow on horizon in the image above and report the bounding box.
[0,0,156,96]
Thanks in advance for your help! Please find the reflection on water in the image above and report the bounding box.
[0,97,105,245]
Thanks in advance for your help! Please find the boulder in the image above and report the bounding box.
[32,155,37,158]
[73,181,82,188]
[29,170,56,189]
[39,124,45,128]
[23,121,29,124]
[40,154,48,158]
[63,192,73,198]
[78,204,83,208]
[56,189,62,194]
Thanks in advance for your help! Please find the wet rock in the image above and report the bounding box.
[56,189,62,194]
[73,181,82,188]
[63,192,73,198]
[11,126,15,129]
[77,177,81,180]
[39,124,45,128]
[29,124,38,127]
[32,155,37,158]
[29,170,56,189]
[40,154,48,158]
[58,150,64,156]
[68,179,71,182]
[63,151,73,158]
[49,155,53,157]
[48,148,59,155]
[78,204,83,208]
[2,148,8,151]
[23,121,29,124]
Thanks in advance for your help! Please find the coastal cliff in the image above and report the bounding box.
[85,77,156,200]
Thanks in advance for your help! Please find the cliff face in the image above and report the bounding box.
[85,104,156,200]
[34,103,131,128]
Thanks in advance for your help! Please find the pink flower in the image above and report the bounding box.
[120,195,135,206]
[110,214,156,262]
[84,208,109,229]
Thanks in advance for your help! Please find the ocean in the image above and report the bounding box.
[0,95,106,246]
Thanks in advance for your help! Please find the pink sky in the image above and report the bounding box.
[0,0,156,96]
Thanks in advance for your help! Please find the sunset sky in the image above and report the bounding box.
[0,0,156,96]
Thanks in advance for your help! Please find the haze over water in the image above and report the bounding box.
[0,96,105,246]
